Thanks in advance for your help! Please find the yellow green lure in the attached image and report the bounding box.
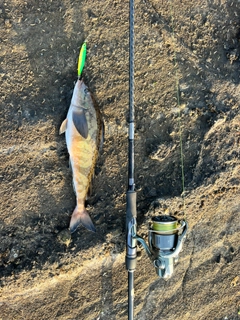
[77,42,87,78]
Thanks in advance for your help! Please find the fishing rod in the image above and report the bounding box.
[125,0,137,319]
[125,0,188,319]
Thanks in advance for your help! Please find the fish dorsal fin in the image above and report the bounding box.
[59,119,68,134]
[72,108,88,139]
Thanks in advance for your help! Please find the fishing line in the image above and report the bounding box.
[170,1,186,215]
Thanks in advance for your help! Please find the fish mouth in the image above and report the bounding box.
[75,79,85,94]
[76,79,87,90]
[78,79,89,94]
[76,78,83,87]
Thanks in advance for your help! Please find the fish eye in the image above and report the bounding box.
[84,88,89,94]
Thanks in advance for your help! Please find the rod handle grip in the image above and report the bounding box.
[126,190,137,226]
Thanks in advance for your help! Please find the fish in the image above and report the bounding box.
[60,79,103,233]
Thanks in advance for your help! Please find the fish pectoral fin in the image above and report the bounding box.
[59,119,68,134]
[72,109,88,139]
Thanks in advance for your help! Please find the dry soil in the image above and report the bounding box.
[0,0,239,319]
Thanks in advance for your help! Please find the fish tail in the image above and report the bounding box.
[69,206,96,233]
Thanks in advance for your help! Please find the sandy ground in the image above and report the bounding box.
[0,0,239,319]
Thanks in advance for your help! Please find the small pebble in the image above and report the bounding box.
[9,248,19,262]
[57,229,72,247]
[4,19,12,28]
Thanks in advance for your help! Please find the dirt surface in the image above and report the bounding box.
[0,0,239,319]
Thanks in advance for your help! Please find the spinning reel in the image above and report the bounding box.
[127,215,188,279]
